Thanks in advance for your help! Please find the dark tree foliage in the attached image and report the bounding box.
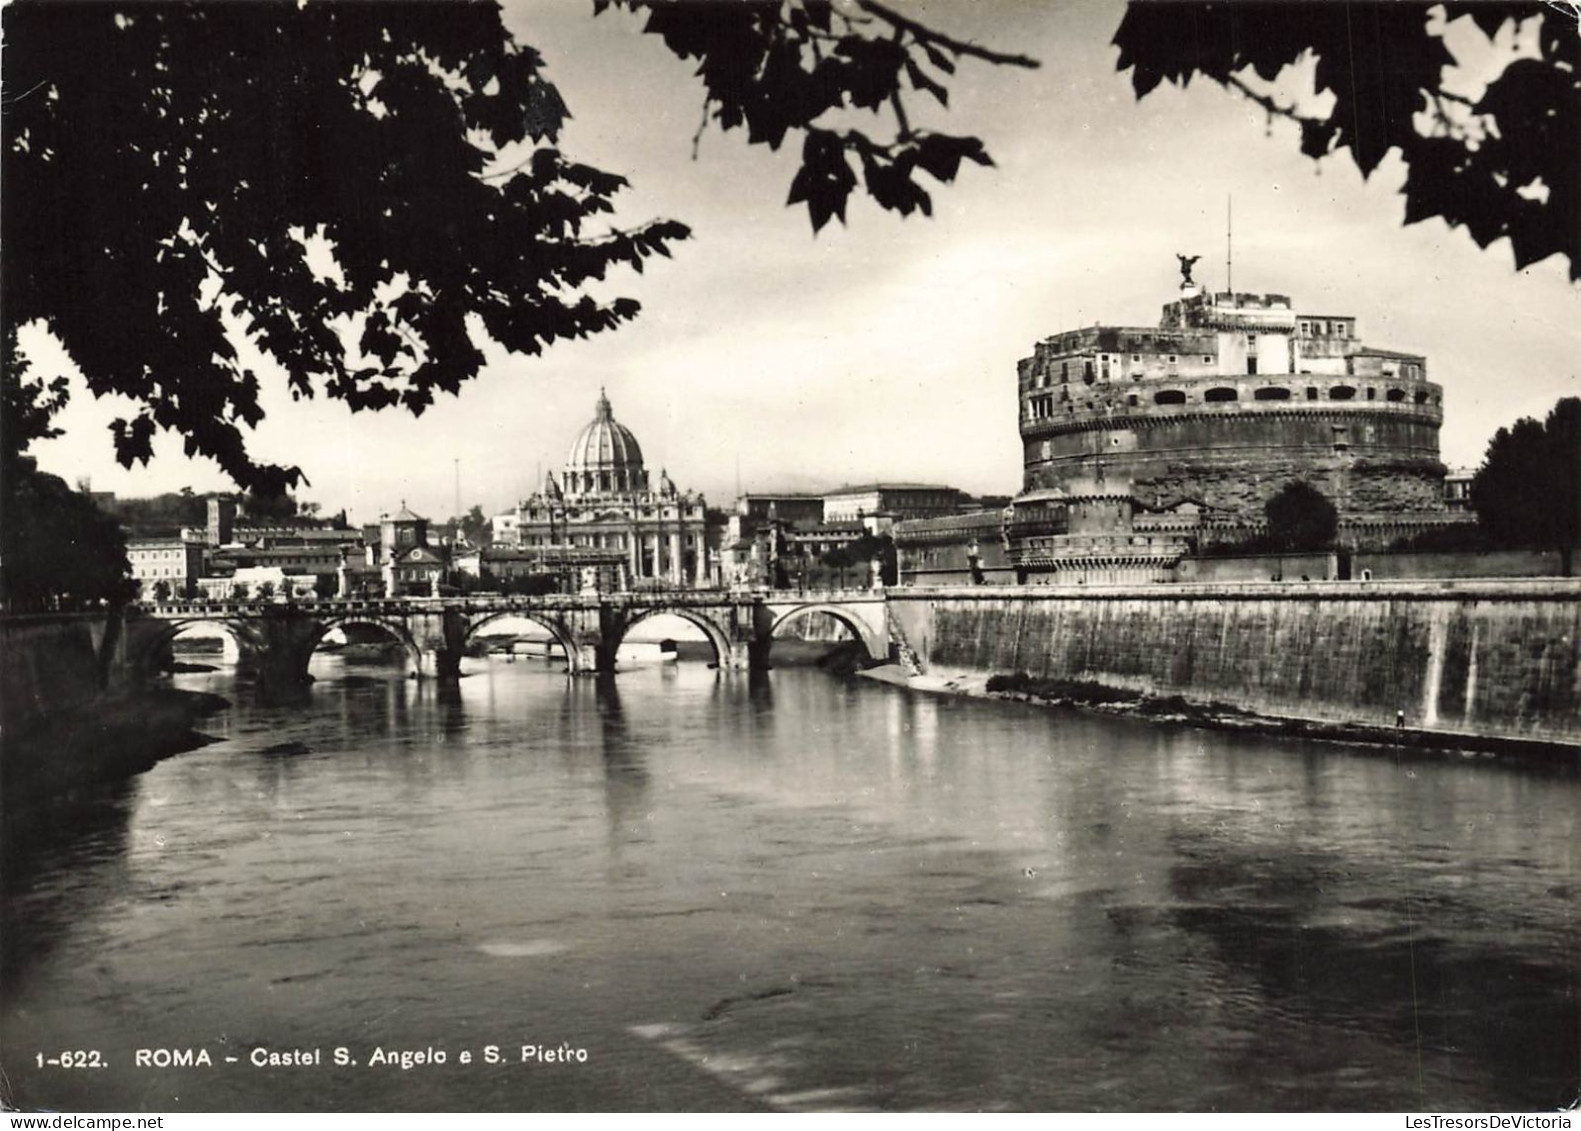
[240,489,301,523]
[604,0,1035,232]
[845,531,898,585]
[2,328,69,461]
[107,491,209,537]
[3,0,1030,495]
[1114,2,1580,280]
[3,0,690,494]
[454,505,494,549]
[1471,397,1580,574]
[813,532,896,587]
[493,573,560,597]
[816,543,854,588]
[1264,481,1338,553]
[1,458,138,612]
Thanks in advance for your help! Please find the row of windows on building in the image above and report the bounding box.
[521,532,698,549]
[1053,356,1217,381]
[525,507,694,521]
[1035,345,1420,388]
[1024,383,1440,419]
[1032,355,1427,391]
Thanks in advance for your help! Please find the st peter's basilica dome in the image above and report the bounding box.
[563,390,648,495]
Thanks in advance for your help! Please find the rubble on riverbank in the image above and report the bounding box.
[858,665,1579,764]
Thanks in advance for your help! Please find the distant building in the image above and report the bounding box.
[388,544,448,597]
[505,391,712,587]
[80,486,117,510]
[490,511,521,546]
[720,494,822,587]
[1006,276,1470,579]
[349,504,448,596]
[233,526,360,549]
[206,497,237,546]
[1444,467,1475,510]
[378,505,428,564]
[199,566,317,601]
[1016,282,1454,536]
[453,545,627,595]
[721,486,971,589]
[214,544,345,578]
[823,484,967,527]
[128,536,205,600]
[783,521,866,560]
[736,494,825,526]
[894,510,1012,586]
[896,269,1471,586]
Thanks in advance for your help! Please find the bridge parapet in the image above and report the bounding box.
[127,589,898,678]
[143,588,887,617]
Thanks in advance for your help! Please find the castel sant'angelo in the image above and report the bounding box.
[1001,258,1466,579]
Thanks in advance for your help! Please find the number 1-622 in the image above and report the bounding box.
[36,1050,105,1068]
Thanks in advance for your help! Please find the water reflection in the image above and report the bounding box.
[592,677,652,859]
[435,679,468,737]
[747,664,775,710]
[2,778,141,987]
[1,656,1576,1113]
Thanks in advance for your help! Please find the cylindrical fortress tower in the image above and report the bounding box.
[1016,287,1448,520]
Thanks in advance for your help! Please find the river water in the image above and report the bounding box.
[2,653,1577,1113]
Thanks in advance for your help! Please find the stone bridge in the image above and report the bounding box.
[133,590,893,686]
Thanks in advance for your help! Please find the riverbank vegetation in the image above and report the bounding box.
[984,671,1256,724]
[980,670,1576,763]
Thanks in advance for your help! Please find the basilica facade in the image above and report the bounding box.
[500,391,711,587]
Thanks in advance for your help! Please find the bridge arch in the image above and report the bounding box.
[311,615,424,674]
[462,609,582,672]
[131,617,263,677]
[609,606,733,669]
[767,603,884,663]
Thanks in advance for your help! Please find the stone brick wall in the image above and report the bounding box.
[1355,550,1570,580]
[2,616,110,731]
[1174,554,1337,582]
[1028,409,1444,516]
[886,582,1581,742]
[1123,459,1444,521]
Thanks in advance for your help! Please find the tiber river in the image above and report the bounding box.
[2,618,1577,1113]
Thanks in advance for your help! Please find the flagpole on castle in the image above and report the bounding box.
[1226,195,1233,295]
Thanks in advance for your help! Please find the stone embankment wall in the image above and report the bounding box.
[1353,550,1569,580]
[1,614,118,731]
[2,612,225,799]
[1175,553,1338,583]
[886,581,1581,743]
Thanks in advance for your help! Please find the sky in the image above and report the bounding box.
[24,0,1580,525]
